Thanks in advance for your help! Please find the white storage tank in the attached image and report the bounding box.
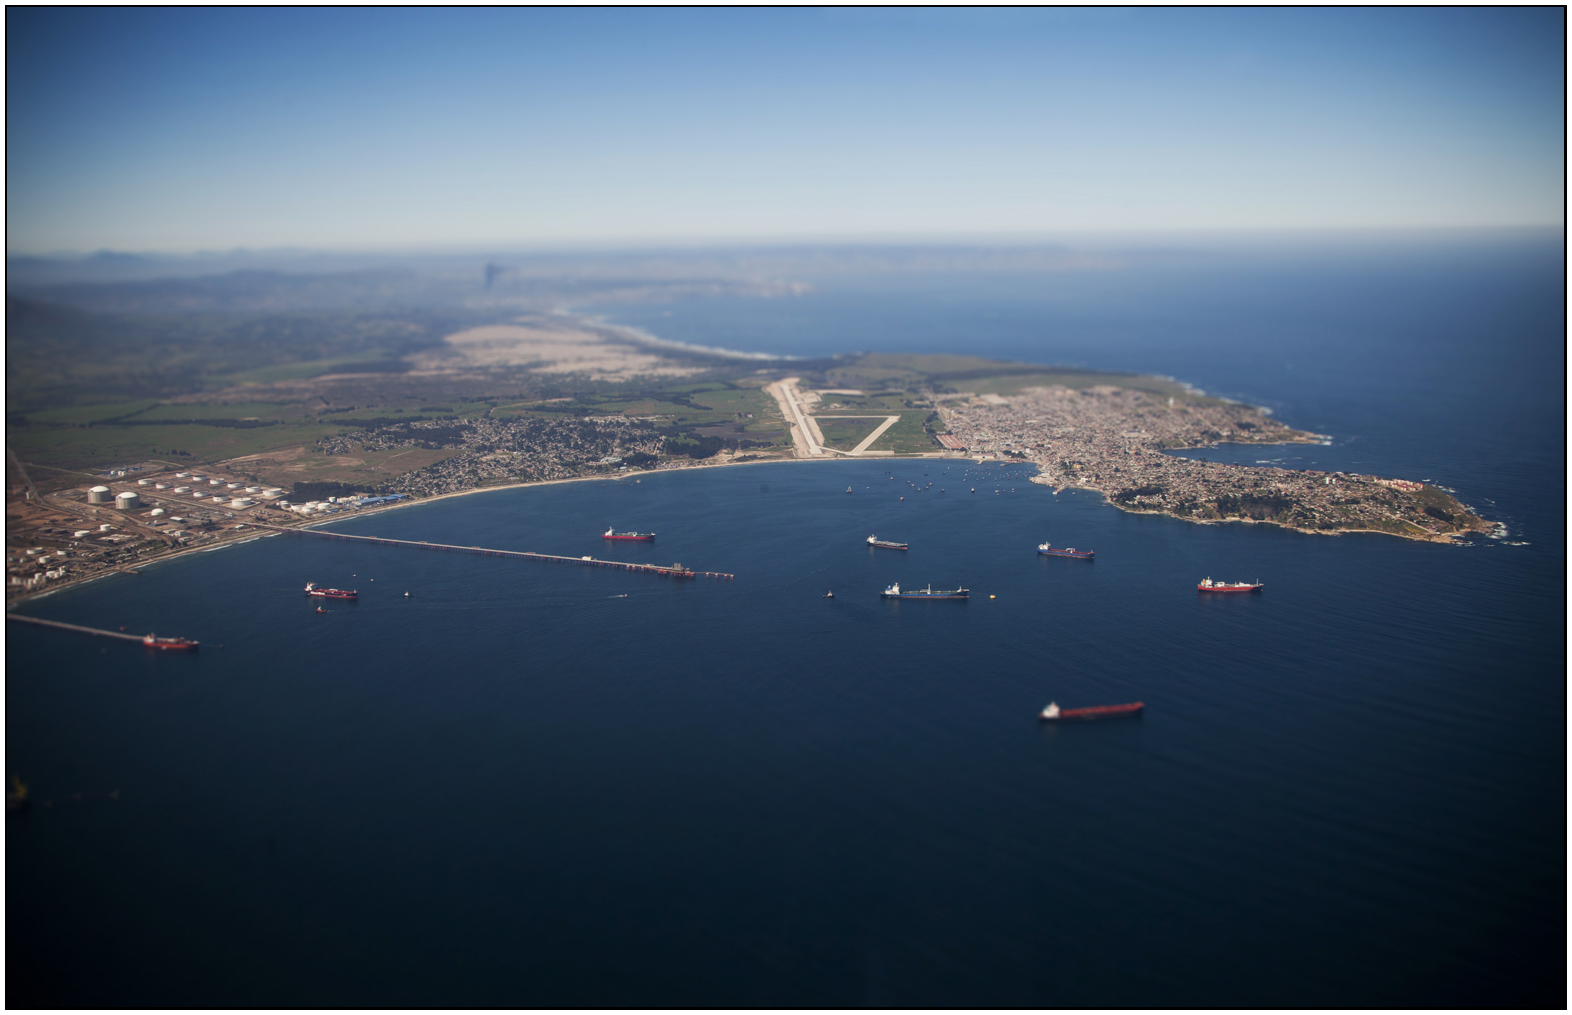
[261,488,285,499]
[98,524,113,532]
[175,471,190,478]
[88,485,112,504]
[150,508,166,517]
[174,486,192,494]
[137,478,152,486]
[116,492,140,510]
[230,498,255,508]
[155,483,169,490]
[244,486,262,494]
[73,529,92,538]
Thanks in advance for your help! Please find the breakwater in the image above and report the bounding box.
[247,523,734,580]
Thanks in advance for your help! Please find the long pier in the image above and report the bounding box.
[247,523,734,580]
[9,613,156,644]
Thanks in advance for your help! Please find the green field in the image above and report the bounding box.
[862,412,941,454]
[493,382,785,432]
[814,416,887,451]
[7,421,347,471]
[18,399,163,425]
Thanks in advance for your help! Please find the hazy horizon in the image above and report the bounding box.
[8,8,1564,254]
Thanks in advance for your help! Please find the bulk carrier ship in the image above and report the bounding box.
[867,535,908,550]
[305,582,358,600]
[1037,541,1093,559]
[1040,701,1143,721]
[603,527,655,541]
[142,633,199,651]
[880,582,969,600]
[1196,578,1263,593]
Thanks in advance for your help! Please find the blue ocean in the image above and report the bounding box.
[8,235,1564,1006]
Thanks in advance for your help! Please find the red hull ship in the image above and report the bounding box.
[143,634,199,651]
[603,527,655,541]
[305,582,358,600]
[1040,701,1143,721]
[1197,578,1263,593]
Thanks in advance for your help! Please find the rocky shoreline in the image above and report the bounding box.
[942,385,1489,543]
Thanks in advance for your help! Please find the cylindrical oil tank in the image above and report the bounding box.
[88,485,111,504]
[115,492,140,510]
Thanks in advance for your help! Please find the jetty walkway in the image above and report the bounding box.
[8,613,156,644]
[247,523,734,580]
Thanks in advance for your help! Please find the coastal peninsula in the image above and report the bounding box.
[935,384,1490,542]
[6,309,1490,603]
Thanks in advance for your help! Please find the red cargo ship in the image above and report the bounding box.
[1040,701,1143,721]
[305,582,358,600]
[603,527,655,541]
[143,633,199,651]
[1196,578,1263,593]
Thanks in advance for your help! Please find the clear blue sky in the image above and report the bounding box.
[6,7,1564,253]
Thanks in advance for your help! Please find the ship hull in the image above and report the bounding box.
[307,590,358,600]
[1196,585,1263,593]
[1038,549,1093,559]
[144,639,199,652]
[603,534,655,541]
[1042,702,1143,721]
[869,542,908,550]
[881,592,969,600]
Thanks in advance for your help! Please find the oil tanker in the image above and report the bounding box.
[1038,541,1093,559]
[881,582,968,600]
[305,582,358,600]
[867,535,908,550]
[1040,701,1143,721]
[143,634,199,651]
[604,527,655,541]
[1196,578,1263,593]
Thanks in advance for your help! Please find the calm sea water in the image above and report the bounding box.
[8,237,1564,1006]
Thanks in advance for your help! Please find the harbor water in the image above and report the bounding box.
[7,235,1563,1006]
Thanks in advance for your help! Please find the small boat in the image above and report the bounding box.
[1038,542,1094,559]
[881,582,969,600]
[823,590,835,598]
[846,486,853,494]
[603,527,655,541]
[305,582,357,600]
[867,535,908,550]
[403,591,410,597]
[142,633,199,651]
[1197,578,1264,593]
[1040,701,1143,721]
[315,606,326,613]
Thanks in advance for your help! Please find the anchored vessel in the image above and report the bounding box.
[1038,541,1094,559]
[867,535,908,550]
[1197,578,1264,593]
[305,582,358,600]
[881,582,969,600]
[603,527,655,541]
[143,633,199,651]
[1040,701,1143,721]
